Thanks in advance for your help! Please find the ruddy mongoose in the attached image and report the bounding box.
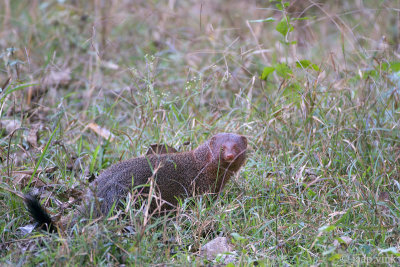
[25,133,247,230]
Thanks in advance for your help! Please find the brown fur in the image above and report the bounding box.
[146,143,178,155]
[91,133,247,215]
[25,133,247,229]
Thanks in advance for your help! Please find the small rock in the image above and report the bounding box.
[18,224,36,235]
[200,237,235,263]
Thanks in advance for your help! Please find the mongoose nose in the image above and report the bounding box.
[224,153,235,161]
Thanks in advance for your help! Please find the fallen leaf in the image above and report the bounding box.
[87,122,115,141]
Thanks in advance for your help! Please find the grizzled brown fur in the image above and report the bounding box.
[25,133,247,230]
[92,133,247,215]
[146,144,178,155]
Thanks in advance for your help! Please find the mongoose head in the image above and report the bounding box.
[209,133,247,171]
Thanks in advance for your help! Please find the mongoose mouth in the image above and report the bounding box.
[219,151,246,170]
[223,153,235,162]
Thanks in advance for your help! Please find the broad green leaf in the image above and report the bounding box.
[307,189,316,197]
[276,2,290,11]
[276,18,293,37]
[296,60,320,71]
[390,61,400,72]
[328,254,342,261]
[283,83,301,105]
[381,61,400,72]
[275,63,292,79]
[260,66,275,80]
[363,69,378,79]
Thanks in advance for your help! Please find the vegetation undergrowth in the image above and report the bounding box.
[1,0,400,265]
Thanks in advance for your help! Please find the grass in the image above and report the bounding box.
[1,0,400,265]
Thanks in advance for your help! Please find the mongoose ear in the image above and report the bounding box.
[209,136,217,148]
[146,144,178,155]
[240,135,247,146]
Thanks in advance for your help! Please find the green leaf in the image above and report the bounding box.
[296,60,320,71]
[276,18,293,37]
[275,63,292,79]
[276,2,290,10]
[363,69,378,79]
[381,61,400,72]
[307,189,316,197]
[260,66,275,80]
[389,61,400,72]
[283,83,301,105]
[328,254,342,261]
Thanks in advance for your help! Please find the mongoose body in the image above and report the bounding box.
[92,133,247,215]
[25,133,247,229]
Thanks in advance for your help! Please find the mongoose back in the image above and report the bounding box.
[24,133,247,229]
[146,143,178,155]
